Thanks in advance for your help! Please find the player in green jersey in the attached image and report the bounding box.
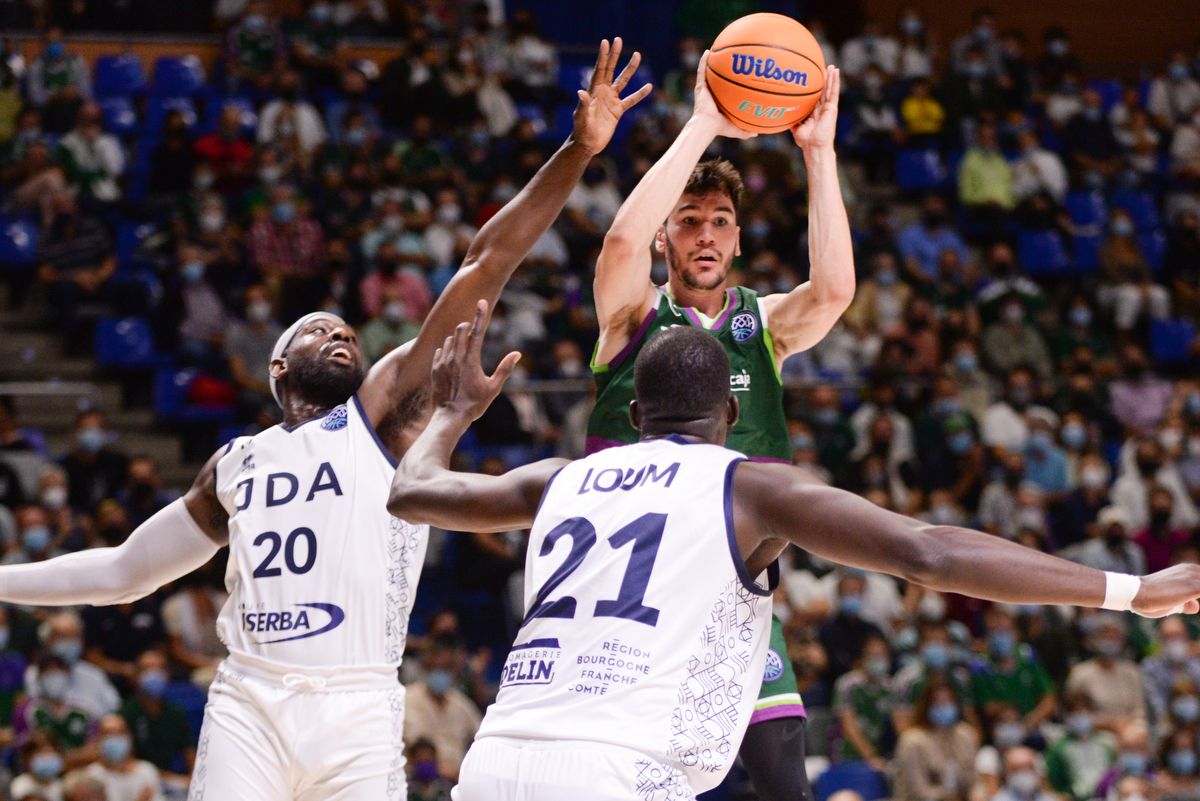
[586,54,853,801]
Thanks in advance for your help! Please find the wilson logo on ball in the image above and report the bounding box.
[730,54,810,87]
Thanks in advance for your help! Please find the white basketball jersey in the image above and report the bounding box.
[213,395,428,668]
[477,437,774,793]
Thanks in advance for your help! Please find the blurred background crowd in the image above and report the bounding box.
[1,0,1200,800]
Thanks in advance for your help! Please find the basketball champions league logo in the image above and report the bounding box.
[731,312,757,342]
[321,405,348,431]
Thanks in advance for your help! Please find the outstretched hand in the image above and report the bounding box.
[1132,564,1200,618]
[791,65,840,152]
[572,37,654,155]
[691,50,756,140]
[431,300,521,422]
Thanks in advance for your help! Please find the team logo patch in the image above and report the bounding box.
[731,312,758,342]
[763,648,785,682]
[321,405,348,431]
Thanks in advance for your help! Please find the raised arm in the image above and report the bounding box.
[735,461,1200,618]
[388,301,565,532]
[594,51,751,366]
[360,39,651,445]
[760,67,856,361]
[0,448,228,606]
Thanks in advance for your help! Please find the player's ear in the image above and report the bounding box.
[269,358,287,382]
[629,400,641,432]
[733,223,742,258]
[727,396,740,427]
[653,227,667,254]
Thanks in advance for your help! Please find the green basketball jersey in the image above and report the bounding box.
[587,286,791,461]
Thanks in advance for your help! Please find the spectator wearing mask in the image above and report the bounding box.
[324,69,383,145]
[16,654,94,758]
[1096,721,1156,799]
[852,65,901,184]
[971,608,1057,732]
[840,19,900,79]
[900,79,946,147]
[248,184,327,318]
[225,284,283,409]
[59,411,127,513]
[119,650,194,780]
[161,570,227,683]
[1109,348,1176,436]
[11,732,66,801]
[958,122,1015,228]
[993,746,1056,801]
[406,738,452,801]
[1062,506,1147,575]
[57,102,124,205]
[832,635,895,771]
[115,456,174,529]
[1036,27,1081,90]
[1153,728,1200,798]
[943,46,1005,142]
[1065,615,1147,729]
[6,505,63,565]
[1142,617,1200,726]
[806,385,857,485]
[403,637,482,782]
[1115,108,1162,188]
[36,192,120,339]
[26,613,118,721]
[1053,296,1112,363]
[898,195,971,281]
[1053,453,1111,548]
[843,252,912,336]
[894,682,979,801]
[891,621,976,733]
[896,9,934,81]
[1098,211,1170,333]
[1170,109,1200,184]
[223,0,286,94]
[1012,129,1068,205]
[850,381,916,465]
[257,71,327,163]
[193,103,256,196]
[1165,212,1200,316]
[981,296,1053,380]
[289,0,348,92]
[950,8,1003,77]
[169,243,230,368]
[1133,486,1190,572]
[1023,413,1069,497]
[1046,695,1116,801]
[78,714,162,801]
[1147,52,1200,128]
[147,110,196,201]
[25,29,90,134]
[1062,89,1123,187]
[359,283,421,363]
[982,368,1048,451]
[818,573,887,684]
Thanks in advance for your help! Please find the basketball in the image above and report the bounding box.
[706,13,826,133]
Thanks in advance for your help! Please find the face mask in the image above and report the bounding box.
[1083,107,1102,122]
[1067,712,1094,738]
[681,50,701,70]
[902,16,923,36]
[1062,423,1087,449]
[975,25,993,41]
[930,503,960,526]
[272,202,296,224]
[382,301,406,325]
[1119,751,1148,776]
[1008,770,1040,797]
[1187,394,1200,416]
[309,2,331,22]
[1161,428,1184,450]
[813,408,839,426]
[1171,749,1198,776]
[875,268,897,286]
[989,631,1016,659]
[747,221,770,240]
[865,656,890,679]
[930,702,959,729]
[1069,307,1092,328]
[244,13,266,29]
[45,42,65,60]
[181,261,205,284]
[1165,638,1191,663]
[948,431,974,455]
[200,211,224,232]
[1170,63,1191,81]
[344,127,367,147]
[100,735,130,764]
[1010,387,1031,408]
[22,526,51,553]
[966,61,988,79]
[436,204,462,226]
[382,214,404,233]
[1174,694,1200,723]
[31,752,63,780]
[77,426,106,453]
[246,300,272,324]
[922,642,950,670]
[1137,458,1160,477]
[259,165,284,185]
[1094,638,1123,658]
[1113,218,1135,237]
[995,722,1026,749]
[932,398,960,417]
[52,638,83,665]
[194,171,215,190]
[778,436,812,460]
[1080,466,1108,489]
[864,74,884,92]
[839,594,863,618]
[426,668,454,696]
[412,759,440,784]
[41,670,70,700]
[954,352,977,373]
[468,128,490,149]
[559,359,584,378]
[1048,39,1069,56]
[1003,304,1025,325]
[138,669,169,699]
[1028,431,1052,452]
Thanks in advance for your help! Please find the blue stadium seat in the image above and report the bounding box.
[98,97,138,137]
[94,53,147,99]
[116,222,157,271]
[1088,78,1123,111]
[1140,229,1166,271]
[154,368,236,424]
[1150,319,1197,364]
[1018,229,1071,274]
[95,316,162,369]
[814,761,888,801]
[161,681,208,739]
[1072,233,1102,271]
[141,96,198,137]
[895,149,946,191]
[0,217,38,268]
[1112,190,1161,232]
[1065,191,1106,227]
[151,55,206,97]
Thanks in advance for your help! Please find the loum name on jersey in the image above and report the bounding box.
[577,462,679,495]
[242,602,346,644]
[234,462,344,511]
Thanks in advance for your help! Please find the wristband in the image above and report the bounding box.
[1101,572,1141,612]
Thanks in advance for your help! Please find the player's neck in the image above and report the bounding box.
[281,398,336,427]
[665,279,729,318]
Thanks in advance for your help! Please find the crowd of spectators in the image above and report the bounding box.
[1,1,1200,800]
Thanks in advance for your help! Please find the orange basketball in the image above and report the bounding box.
[706,13,826,134]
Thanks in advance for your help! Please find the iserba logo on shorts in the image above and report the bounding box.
[242,602,346,644]
[730,54,810,87]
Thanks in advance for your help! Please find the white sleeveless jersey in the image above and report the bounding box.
[212,395,428,668]
[477,437,774,793]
